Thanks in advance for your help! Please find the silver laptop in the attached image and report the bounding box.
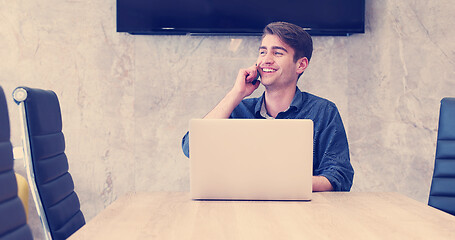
[189,119,313,200]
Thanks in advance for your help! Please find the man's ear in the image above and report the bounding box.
[296,57,309,74]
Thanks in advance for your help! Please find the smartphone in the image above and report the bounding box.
[251,70,261,85]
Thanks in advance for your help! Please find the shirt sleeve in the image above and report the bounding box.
[313,107,354,191]
[182,131,190,158]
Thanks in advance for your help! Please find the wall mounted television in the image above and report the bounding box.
[117,0,365,36]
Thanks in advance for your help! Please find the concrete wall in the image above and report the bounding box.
[1,0,454,238]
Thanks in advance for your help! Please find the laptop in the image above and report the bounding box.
[189,119,313,201]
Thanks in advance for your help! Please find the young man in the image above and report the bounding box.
[182,22,354,192]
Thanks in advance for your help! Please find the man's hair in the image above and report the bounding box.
[262,22,313,63]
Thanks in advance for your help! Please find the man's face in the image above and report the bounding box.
[256,34,303,89]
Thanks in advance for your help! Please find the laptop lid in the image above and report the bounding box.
[189,119,313,200]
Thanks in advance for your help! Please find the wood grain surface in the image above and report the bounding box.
[69,192,455,240]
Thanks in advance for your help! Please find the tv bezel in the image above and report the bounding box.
[116,1,365,36]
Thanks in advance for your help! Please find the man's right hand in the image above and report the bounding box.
[203,64,261,119]
[231,64,261,99]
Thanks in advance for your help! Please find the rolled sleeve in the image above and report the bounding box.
[314,109,354,191]
[182,131,190,158]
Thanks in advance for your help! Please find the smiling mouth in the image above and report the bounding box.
[262,68,277,73]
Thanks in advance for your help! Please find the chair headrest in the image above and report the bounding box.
[439,97,455,140]
[13,87,63,136]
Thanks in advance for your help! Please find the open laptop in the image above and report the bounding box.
[189,119,313,201]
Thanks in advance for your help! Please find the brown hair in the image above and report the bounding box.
[262,22,313,63]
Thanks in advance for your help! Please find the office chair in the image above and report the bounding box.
[13,87,85,240]
[0,86,33,240]
[428,97,455,216]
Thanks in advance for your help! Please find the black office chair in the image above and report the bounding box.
[13,87,85,240]
[428,97,455,216]
[0,86,34,240]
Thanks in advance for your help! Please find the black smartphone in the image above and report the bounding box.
[251,70,261,85]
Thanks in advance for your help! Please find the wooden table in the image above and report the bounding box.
[69,192,455,240]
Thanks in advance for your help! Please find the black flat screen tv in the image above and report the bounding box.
[117,0,365,36]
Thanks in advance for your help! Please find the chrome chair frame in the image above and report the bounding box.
[13,87,52,240]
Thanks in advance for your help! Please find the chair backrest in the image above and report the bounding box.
[0,86,33,240]
[13,87,85,240]
[429,97,455,215]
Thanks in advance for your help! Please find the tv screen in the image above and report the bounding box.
[117,0,365,36]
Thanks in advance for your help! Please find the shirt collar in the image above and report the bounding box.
[254,87,305,118]
[290,86,304,111]
[254,94,265,118]
[260,99,275,119]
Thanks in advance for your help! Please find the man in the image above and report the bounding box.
[182,22,354,192]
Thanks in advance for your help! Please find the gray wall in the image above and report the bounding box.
[1,0,454,239]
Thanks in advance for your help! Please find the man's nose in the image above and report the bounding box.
[263,53,274,64]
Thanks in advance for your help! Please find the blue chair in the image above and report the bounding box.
[428,97,455,215]
[13,87,85,240]
[0,86,33,240]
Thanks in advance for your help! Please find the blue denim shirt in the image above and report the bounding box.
[182,87,354,191]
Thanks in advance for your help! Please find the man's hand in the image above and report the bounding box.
[203,64,261,119]
[231,64,261,99]
[312,176,334,192]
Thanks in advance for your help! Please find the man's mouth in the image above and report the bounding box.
[261,68,277,73]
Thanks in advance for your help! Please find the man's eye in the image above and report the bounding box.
[275,52,283,56]
[259,51,266,55]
